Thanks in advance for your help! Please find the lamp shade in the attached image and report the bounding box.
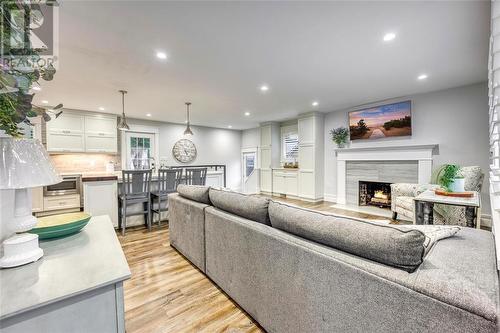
[0,138,61,189]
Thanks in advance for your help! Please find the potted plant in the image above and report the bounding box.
[1,1,62,137]
[330,127,349,148]
[438,164,465,192]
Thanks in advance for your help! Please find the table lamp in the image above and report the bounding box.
[0,138,61,268]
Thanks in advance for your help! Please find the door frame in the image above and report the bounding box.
[120,124,160,170]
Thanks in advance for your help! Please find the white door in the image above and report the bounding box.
[241,149,258,193]
[125,132,156,170]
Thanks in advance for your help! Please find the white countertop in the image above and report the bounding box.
[0,215,131,320]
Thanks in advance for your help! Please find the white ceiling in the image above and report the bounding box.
[36,1,490,129]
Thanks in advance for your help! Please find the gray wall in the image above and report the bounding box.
[126,118,242,190]
[241,127,260,149]
[324,82,490,215]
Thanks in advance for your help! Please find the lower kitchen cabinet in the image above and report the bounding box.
[83,180,118,227]
[272,169,298,197]
[43,194,81,212]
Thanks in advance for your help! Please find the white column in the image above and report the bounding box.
[336,160,346,204]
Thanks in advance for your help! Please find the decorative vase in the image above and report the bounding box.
[337,142,346,149]
[449,178,465,192]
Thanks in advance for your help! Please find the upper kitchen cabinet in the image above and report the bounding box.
[46,112,85,152]
[84,114,118,153]
[46,110,118,154]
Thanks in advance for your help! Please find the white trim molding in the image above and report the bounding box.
[335,144,438,205]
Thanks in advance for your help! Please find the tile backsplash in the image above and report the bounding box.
[50,154,121,173]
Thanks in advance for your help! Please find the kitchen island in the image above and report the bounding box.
[0,215,130,333]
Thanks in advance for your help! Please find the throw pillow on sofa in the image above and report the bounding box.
[268,201,427,272]
[209,188,271,225]
[177,184,211,205]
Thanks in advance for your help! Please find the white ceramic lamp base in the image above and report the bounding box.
[0,233,43,268]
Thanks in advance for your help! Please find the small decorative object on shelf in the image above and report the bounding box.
[434,189,474,198]
[437,164,465,192]
[330,127,349,148]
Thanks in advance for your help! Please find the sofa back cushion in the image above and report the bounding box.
[177,184,211,205]
[268,201,426,272]
[209,188,271,225]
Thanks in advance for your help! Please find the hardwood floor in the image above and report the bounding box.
[116,198,390,333]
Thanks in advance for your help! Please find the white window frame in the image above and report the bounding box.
[120,124,160,170]
[280,124,299,163]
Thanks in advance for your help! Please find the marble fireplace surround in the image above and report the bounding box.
[335,144,438,205]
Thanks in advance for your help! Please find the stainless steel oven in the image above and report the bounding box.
[44,174,82,196]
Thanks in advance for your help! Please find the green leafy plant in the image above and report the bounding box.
[330,127,349,147]
[0,1,62,137]
[438,164,461,191]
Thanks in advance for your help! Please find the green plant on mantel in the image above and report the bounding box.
[0,1,62,137]
[330,127,349,148]
[438,164,462,192]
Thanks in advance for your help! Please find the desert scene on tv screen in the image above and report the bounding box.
[349,101,412,140]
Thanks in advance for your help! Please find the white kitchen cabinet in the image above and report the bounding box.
[285,171,298,197]
[83,180,118,227]
[46,112,85,152]
[31,187,44,213]
[298,113,324,201]
[43,194,81,212]
[85,134,118,153]
[84,114,117,136]
[272,171,286,194]
[46,111,118,154]
[272,169,298,197]
[260,169,272,193]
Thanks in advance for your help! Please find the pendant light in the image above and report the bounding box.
[183,102,194,135]
[117,90,130,131]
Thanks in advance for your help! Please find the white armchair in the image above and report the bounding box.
[391,166,484,226]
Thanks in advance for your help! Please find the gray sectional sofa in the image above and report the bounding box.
[169,185,500,333]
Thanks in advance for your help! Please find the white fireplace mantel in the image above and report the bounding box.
[335,144,438,205]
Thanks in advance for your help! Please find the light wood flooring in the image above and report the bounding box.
[117,199,389,333]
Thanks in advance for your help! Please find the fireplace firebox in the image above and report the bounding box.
[359,181,392,208]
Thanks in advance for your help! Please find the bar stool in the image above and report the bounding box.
[185,167,207,185]
[150,168,182,226]
[118,169,152,235]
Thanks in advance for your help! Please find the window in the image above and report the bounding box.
[281,124,299,162]
[125,132,155,170]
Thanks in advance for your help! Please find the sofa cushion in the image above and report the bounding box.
[177,184,211,205]
[209,188,271,225]
[268,201,426,272]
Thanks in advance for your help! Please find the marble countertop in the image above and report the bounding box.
[0,215,131,320]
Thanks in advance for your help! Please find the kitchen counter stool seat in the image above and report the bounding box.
[118,170,152,235]
[151,168,183,226]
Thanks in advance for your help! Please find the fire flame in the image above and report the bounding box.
[374,190,388,200]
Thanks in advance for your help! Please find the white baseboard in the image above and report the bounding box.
[323,193,337,203]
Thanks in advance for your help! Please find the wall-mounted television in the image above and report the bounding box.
[348,100,412,141]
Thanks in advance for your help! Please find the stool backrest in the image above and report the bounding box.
[122,169,152,196]
[185,168,207,185]
[158,168,182,193]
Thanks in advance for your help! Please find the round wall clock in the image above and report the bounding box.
[172,139,197,163]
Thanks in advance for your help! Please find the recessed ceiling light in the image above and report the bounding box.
[244,111,251,116]
[32,86,41,91]
[98,106,105,111]
[146,113,152,117]
[312,101,319,107]
[156,51,167,60]
[41,100,48,104]
[228,125,232,129]
[260,85,269,92]
[184,120,188,123]
[417,74,428,80]
[383,32,396,42]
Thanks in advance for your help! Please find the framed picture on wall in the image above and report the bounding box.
[348,100,412,141]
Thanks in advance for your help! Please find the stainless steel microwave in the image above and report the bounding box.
[44,174,82,196]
